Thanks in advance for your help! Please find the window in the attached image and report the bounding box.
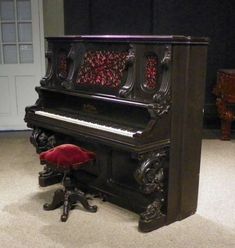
[0,0,33,64]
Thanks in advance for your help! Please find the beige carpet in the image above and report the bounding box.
[0,131,234,248]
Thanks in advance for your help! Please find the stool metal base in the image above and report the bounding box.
[43,185,97,222]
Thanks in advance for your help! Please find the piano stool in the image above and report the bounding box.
[39,144,98,222]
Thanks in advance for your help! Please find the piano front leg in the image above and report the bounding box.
[135,148,168,232]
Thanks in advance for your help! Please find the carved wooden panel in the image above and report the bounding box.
[57,50,69,79]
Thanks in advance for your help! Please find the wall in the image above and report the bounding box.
[64,0,235,128]
[43,0,64,37]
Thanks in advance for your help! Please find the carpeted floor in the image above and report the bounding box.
[0,131,234,248]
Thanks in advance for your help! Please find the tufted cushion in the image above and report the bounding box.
[39,144,96,169]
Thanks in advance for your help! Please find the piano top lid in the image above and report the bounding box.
[45,35,209,45]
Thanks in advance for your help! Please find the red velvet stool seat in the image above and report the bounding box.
[40,144,97,222]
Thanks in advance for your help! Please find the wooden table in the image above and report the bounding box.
[213,69,235,140]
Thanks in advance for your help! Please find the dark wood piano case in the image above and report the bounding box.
[25,35,208,232]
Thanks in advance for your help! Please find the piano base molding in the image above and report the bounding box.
[139,200,166,232]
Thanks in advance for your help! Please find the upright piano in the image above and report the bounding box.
[25,35,208,232]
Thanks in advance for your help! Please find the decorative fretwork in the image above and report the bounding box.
[144,55,158,90]
[148,46,172,118]
[57,51,68,80]
[76,50,129,88]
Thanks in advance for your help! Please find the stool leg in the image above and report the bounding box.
[71,190,98,212]
[61,191,71,222]
[44,189,64,211]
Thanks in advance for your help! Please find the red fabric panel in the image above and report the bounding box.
[77,50,128,88]
[145,55,158,90]
[40,144,95,168]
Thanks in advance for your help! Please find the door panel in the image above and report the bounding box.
[0,76,10,114]
[0,0,44,130]
[15,75,36,114]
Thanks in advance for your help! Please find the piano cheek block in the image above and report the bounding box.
[25,35,208,232]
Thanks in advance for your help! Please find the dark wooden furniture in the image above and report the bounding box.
[40,144,97,222]
[213,69,235,140]
[24,35,208,232]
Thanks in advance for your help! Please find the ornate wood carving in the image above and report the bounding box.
[118,45,136,97]
[135,148,168,230]
[30,128,57,153]
[135,149,167,194]
[148,46,172,118]
[139,200,163,223]
[40,45,54,87]
[61,43,86,90]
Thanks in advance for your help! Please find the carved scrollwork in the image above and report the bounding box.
[140,200,163,223]
[149,46,172,118]
[148,93,171,118]
[61,43,86,90]
[118,45,135,97]
[136,149,168,231]
[135,149,168,194]
[30,128,57,153]
[40,48,54,87]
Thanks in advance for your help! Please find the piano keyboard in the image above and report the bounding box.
[35,110,142,138]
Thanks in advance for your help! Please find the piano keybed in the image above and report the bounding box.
[35,110,143,138]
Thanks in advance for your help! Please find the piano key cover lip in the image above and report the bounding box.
[45,35,209,44]
[25,112,170,152]
[35,110,139,138]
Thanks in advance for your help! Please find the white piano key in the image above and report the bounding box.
[35,110,142,138]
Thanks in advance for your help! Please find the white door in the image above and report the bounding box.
[0,0,44,130]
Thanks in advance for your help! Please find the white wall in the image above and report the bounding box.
[43,0,64,37]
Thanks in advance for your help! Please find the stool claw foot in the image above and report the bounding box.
[43,189,64,211]
[61,214,68,222]
[80,198,97,212]
[77,194,97,213]
[71,191,97,213]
